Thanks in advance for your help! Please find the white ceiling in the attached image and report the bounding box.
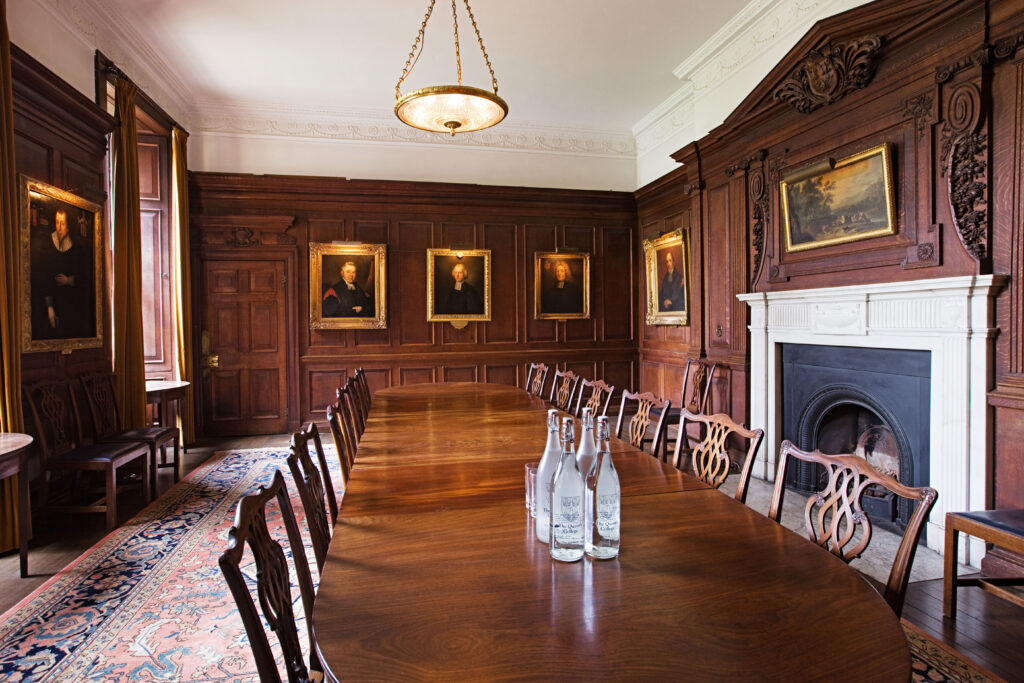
[102,0,750,135]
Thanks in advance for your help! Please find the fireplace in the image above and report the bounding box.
[739,275,1005,565]
[781,343,930,534]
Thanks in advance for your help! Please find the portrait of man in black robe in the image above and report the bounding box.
[428,250,489,321]
[441,262,483,315]
[323,260,373,318]
[535,253,589,319]
[658,249,685,313]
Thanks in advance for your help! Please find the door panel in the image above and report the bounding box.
[201,259,288,435]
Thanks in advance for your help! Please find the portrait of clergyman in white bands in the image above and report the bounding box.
[426,248,491,322]
[20,177,103,353]
[534,252,590,320]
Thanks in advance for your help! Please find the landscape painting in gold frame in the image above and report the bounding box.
[643,229,689,326]
[534,252,590,320]
[20,176,104,353]
[426,248,491,323]
[309,242,387,329]
[781,143,896,253]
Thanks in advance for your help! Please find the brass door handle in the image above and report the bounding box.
[201,354,220,368]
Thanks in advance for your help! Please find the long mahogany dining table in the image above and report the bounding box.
[313,383,910,681]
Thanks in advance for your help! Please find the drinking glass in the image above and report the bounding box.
[525,462,539,517]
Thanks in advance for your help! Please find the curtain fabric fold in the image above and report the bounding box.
[111,77,147,429]
[0,0,26,552]
[170,127,195,444]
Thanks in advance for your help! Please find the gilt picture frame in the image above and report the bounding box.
[426,248,491,323]
[643,229,690,326]
[534,252,590,320]
[20,176,104,353]
[780,143,896,253]
[309,242,387,329]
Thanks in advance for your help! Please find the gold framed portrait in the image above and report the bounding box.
[426,248,491,323]
[309,242,387,329]
[780,143,896,253]
[534,252,590,320]
[20,176,104,353]
[643,229,690,326]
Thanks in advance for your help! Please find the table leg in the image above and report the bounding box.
[18,451,28,578]
[943,517,958,619]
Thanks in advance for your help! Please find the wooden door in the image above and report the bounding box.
[199,259,288,435]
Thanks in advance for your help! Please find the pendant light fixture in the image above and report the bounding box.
[395,0,508,136]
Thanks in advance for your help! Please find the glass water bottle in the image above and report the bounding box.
[535,409,562,544]
[576,406,598,479]
[550,416,585,562]
[585,416,620,559]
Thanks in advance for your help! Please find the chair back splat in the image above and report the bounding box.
[526,363,550,398]
[219,470,321,683]
[326,400,354,484]
[288,423,336,572]
[615,390,671,456]
[575,378,615,418]
[770,440,938,617]
[549,369,580,412]
[675,409,763,504]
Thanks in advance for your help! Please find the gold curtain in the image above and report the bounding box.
[0,0,26,552]
[111,77,147,429]
[170,126,195,444]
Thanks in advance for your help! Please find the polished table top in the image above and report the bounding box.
[313,383,910,680]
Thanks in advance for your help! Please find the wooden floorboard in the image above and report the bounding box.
[3,433,1022,680]
[903,578,1024,681]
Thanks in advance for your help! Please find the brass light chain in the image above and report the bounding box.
[395,0,500,99]
[395,0,437,99]
[462,0,499,95]
[451,0,462,85]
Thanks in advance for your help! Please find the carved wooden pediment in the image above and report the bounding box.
[773,36,883,114]
[192,215,297,248]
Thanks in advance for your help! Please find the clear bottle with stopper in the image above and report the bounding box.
[535,409,561,544]
[576,406,598,479]
[585,415,620,559]
[550,416,585,562]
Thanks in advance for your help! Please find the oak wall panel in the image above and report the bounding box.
[191,174,637,428]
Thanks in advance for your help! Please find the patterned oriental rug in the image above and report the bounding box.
[0,447,1005,682]
[0,448,333,682]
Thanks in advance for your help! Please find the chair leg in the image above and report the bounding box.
[142,450,151,503]
[172,435,181,482]
[150,444,159,498]
[106,466,118,531]
[944,524,959,619]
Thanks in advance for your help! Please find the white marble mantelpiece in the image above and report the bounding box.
[738,275,1006,565]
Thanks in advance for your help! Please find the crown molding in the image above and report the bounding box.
[671,0,871,94]
[37,0,196,128]
[193,102,636,158]
[631,83,694,156]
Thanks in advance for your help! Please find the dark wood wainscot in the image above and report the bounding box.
[189,175,638,434]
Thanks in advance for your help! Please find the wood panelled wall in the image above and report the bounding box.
[11,46,115,386]
[637,0,1024,569]
[189,174,637,431]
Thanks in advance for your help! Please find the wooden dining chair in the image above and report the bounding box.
[343,377,367,438]
[574,378,615,418]
[549,369,580,412]
[219,469,327,683]
[615,390,671,456]
[80,372,181,493]
[23,380,151,531]
[526,363,550,398]
[287,424,336,572]
[353,367,372,414]
[337,382,364,445]
[770,440,938,618]
[673,409,763,504]
[325,400,354,486]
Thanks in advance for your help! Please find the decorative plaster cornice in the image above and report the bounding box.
[672,0,871,94]
[194,102,636,158]
[34,0,196,128]
[631,83,694,156]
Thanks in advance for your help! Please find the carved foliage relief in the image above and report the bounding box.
[940,83,988,261]
[774,36,883,114]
